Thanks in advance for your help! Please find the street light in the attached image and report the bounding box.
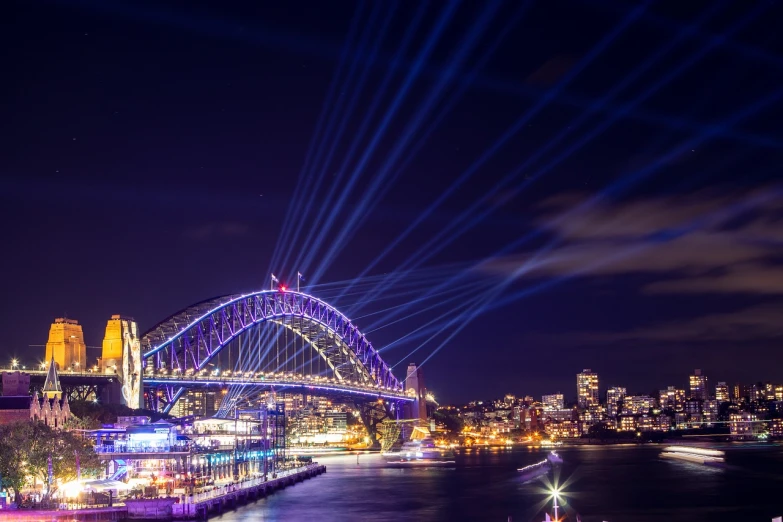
[11,359,18,369]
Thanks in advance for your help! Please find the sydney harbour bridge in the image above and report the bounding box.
[141,289,423,445]
[26,289,424,444]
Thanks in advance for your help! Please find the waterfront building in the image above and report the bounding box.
[542,408,574,422]
[618,416,637,432]
[730,412,760,440]
[770,419,783,438]
[621,395,656,416]
[703,399,719,425]
[715,382,730,403]
[689,369,708,401]
[606,387,626,418]
[542,393,564,411]
[45,318,87,370]
[577,369,599,410]
[674,412,688,429]
[579,409,602,433]
[545,420,580,439]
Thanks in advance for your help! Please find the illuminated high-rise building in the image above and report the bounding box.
[542,394,564,411]
[606,387,626,418]
[689,369,708,401]
[576,369,599,410]
[715,382,730,403]
[45,318,86,370]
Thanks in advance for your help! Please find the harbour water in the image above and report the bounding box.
[209,444,783,521]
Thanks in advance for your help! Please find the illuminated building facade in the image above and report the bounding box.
[542,394,564,411]
[703,399,719,425]
[659,386,685,412]
[576,369,599,410]
[689,369,708,401]
[45,318,87,370]
[99,315,142,409]
[618,416,637,432]
[733,383,750,403]
[730,412,760,439]
[545,420,580,439]
[621,395,656,416]
[169,390,222,418]
[542,408,574,422]
[606,387,626,418]
[770,419,783,438]
[715,382,730,403]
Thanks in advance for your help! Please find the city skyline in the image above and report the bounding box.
[4,1,783,403]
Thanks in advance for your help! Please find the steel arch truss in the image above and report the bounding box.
[141,290,402,412]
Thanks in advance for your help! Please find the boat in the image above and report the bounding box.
[517,451,563,483]
[547,451,564,465]
[660,446,725,466]
[385,436,456,467]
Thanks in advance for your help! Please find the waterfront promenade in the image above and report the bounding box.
[0,464,326,521]
[168,463,326,519]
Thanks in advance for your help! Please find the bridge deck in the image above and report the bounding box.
[144,374,412,401]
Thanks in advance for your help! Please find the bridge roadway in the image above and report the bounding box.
[23,368,116,381]
[143,371,413,402]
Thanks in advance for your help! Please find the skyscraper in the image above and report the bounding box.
[577,369,599,410]
[606,386,626,418]
[715,382,730,403]
[689,369,709,401]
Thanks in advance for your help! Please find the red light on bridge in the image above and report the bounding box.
[279,285,287,292]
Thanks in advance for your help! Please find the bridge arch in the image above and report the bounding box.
[140,290,404,412]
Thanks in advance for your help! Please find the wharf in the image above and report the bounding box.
[168,463,326,520]
[0,506,126,521]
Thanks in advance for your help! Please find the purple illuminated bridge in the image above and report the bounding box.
[141,290,412,415]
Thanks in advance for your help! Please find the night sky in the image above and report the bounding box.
[3,1,782,404]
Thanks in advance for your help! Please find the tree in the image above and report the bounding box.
[25,422,102,496]
[0,422,32,506]
[0,421,102,504]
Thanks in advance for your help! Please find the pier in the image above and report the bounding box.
[123,463,327,520]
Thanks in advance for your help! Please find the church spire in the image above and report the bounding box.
[42,356,62,400]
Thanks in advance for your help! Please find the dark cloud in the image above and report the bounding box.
[574,303,783,343]
[480,185,783,294]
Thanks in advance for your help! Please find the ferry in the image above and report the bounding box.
[660,446,725,466]
[385,436,456,468]
[517,452,563,483]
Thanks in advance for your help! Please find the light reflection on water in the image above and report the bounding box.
[210,445,783,522]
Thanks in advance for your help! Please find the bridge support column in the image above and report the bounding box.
[356,400,393,449]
